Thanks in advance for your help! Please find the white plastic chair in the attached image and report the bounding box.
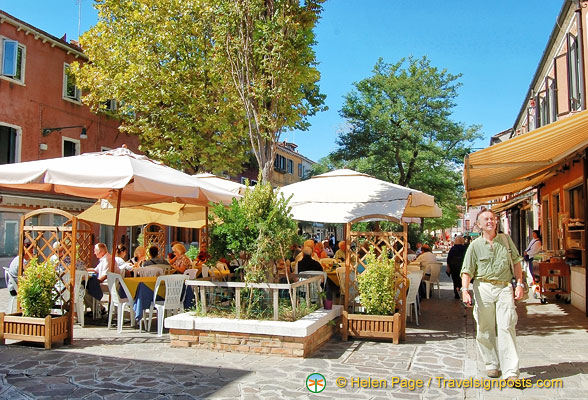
[406,264,421,273]
[424,262,442,299]
[149,263,172,275]
[209,262,230,281]
[144,274,188,336]
[407,270,424,325]
[63,270,89,327]
[183,268,201,280]
[3,267,18,313]
[106,273,136,333]
[133,266,164,277]
[298,270,327,305]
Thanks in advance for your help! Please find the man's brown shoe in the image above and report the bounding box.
[487,369,500,378]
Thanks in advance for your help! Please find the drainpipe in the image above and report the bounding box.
[576,0,586,110]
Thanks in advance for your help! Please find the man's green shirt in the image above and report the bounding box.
[461,233,523,281]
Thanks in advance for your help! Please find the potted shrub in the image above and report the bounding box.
[208,179,300,318]
[342,246,406,343]
[0,258,71,349]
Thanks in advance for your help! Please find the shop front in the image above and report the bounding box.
[464,110,588,315]
[539,157,586,311]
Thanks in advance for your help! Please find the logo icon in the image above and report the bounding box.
[306,373,326,393]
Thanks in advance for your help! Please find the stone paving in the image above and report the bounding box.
[1,271,588,399]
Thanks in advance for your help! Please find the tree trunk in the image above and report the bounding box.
[261,159,274,183]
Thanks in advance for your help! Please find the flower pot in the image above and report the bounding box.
[342,311,402,344]
[0,312,70,349]
[324,299,333,310]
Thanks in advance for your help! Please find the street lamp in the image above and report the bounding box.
[42,125,87,139]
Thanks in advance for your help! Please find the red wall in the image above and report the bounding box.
[0,17,139,160]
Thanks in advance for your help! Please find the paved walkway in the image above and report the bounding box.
[1,272,588,399]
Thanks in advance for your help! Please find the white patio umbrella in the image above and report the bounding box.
[192,173,248,195]
[0,147,236,207]
[278,169,442,224]
[279,169,441,315]
[78,200,208,228]
[0,147,238,266]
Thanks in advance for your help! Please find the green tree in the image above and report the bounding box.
[72,0,250,174]
[211,0,327,183]
[333,56,482,230]
[208,180,299,315]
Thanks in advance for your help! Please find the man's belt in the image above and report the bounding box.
[476,278,510,286]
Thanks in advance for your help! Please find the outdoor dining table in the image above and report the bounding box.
[326,270,340,287]
[122,277,195,322]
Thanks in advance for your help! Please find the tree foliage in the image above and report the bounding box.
[211,0,327,182]
[72,0,250,174]
[333,56,482,230]
[73,0,326,178]
[208,180,299,284]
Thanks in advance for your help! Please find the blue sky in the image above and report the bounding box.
[2,0,563,162]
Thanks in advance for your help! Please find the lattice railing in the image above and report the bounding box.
[144,223,166,257]
[18,208,76,344]
[349,231,407,277]
[63,219,92,267]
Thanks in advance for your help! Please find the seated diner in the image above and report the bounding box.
[169,243,191,274]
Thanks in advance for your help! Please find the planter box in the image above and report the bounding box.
[166,306,342,357]
[0,313,70,349]
[342,311,402,344]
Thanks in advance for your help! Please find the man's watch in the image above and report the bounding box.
[460,287,469,292]
[516,282,525,288]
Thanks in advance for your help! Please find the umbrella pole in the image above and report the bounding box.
[205,206,209,246]
[344,222,351,313]
[111,188,123,272]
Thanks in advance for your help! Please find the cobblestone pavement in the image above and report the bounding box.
[1,272,588,399]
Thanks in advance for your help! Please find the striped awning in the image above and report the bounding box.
[464,109,588,206]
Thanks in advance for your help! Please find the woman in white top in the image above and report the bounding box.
[523,230,542,282]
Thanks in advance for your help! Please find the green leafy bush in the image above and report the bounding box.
[357,246,403,315]
[208,180,299,317]
[209,180,298,284]
[185,245,199,261]
[17,258,58,318]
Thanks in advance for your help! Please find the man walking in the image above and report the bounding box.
[461,209,524,380]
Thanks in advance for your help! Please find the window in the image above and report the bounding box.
[0,125,19,164]
[568,33,581,112]
[549,78,557,123]
[102,99,117,112]
[1,39,25,83]
[287,159,293,174]
[298,163,303,177]
[538,94,548,128]
[274,154,286,172]
[552,193,561,250]
[63,63,81,102]
[542,198,552,251]
[568,184,584,220]
[62,137,80,157]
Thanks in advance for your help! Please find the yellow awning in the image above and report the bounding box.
[464,109,588,206]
